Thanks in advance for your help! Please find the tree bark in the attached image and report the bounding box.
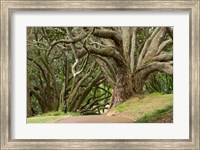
[111,65,134,107]
[27,82,33,117]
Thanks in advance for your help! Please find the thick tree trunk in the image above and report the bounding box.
[111,66,134,107]
[27,82,33,117]
[132,73,146,94]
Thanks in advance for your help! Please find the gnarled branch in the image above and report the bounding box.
[93,28,122,48]
[136,27,161,69]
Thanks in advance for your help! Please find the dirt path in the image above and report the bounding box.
[56,115,133,123]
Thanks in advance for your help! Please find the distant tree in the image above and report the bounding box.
[27,82,33,117]
[144,71,173,94]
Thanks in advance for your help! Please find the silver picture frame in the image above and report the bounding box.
[1,0,199,149]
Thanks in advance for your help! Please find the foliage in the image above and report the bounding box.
[143,72,173,94]
[30,96,42,115]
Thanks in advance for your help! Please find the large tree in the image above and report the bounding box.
[64,27,173,107]
[27,27,173,114]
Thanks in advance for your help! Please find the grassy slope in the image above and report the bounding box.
[27,112,80,123]
[136,105,173,123]
[107,93,173,123]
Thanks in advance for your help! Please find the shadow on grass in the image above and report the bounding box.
[135,105,173,123]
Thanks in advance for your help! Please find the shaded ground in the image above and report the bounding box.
[56,115,133,123]
[154,112,173,123]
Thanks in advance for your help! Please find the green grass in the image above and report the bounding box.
[37,111,80,117]
[39,111,65,116]
[27,116,66,123]
[27,111,80,123]
[135,104,173,123]
[111,93,173,122]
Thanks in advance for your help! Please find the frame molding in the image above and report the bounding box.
[1,0,199,149]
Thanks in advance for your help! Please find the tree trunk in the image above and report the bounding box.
[111,66,134,107]
[132,73,146,94]
[27,82,33,117]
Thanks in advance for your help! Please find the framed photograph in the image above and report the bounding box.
[1,0,199,149]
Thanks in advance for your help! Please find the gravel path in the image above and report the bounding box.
[56,115,133,123]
